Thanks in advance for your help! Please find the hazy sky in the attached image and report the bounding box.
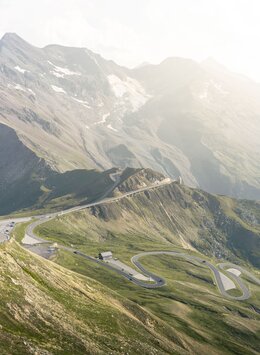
[1,0,260,81]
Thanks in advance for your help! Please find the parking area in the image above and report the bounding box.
[105,258,151,281]
[0,221,15,243]
[219,271,236,291]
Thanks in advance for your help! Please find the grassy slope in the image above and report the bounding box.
[37,183,260,267]
[34,183,260,354]
[53,249,260,355]
[1,238,195,355]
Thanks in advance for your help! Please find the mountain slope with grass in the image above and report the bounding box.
[37,182,260,268]
[2,224,258,355]
[0,240,192,354]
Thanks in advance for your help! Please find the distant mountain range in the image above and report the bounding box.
[0,33,259,203]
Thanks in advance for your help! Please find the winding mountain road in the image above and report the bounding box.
[131,251,259,300]
[1,178,259,301]
[24,220,260,300]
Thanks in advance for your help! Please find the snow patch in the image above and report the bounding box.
[94,113,110,125]
[211,81,229,95]
[107,74,150,111]
[51,85,66,94]
[107,124,118,132]
[28,89,35,95]
[13,84,26,92]
[48,61,81,77]
[72,98,91,109]
[198,80,229,100]
[9,84,35,95]
[14,65,29,74]
[51,70,64,78]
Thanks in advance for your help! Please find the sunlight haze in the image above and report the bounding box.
[0,0,260,81]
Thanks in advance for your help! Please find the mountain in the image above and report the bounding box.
[0,33,260,202]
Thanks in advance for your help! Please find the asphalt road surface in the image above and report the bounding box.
[0,217,31,243]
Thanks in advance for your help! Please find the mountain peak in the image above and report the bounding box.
[1,32,22,42]
[0,32,32,50]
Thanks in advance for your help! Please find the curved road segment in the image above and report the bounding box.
[132,252,260,300]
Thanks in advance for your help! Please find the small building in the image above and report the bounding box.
[99,251,113,260]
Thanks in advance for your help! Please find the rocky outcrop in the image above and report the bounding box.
[114,168,166,194]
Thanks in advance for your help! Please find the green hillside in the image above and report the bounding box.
[36,182,260,268]
[0,239,189,355]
